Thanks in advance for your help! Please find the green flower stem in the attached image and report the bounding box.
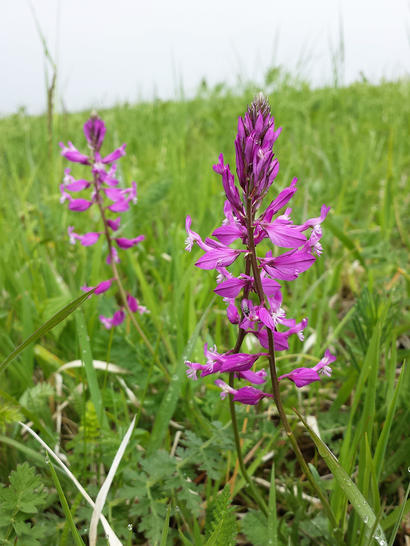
[228,372,268,516]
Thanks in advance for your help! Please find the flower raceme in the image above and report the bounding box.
[60,115,147,329]
[184,94,335,405]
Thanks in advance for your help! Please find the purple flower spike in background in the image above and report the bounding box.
[60,113,147,329]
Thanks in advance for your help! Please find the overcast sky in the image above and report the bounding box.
[1,0,409,115]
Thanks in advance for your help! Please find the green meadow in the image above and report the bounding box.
[0,75,409,544]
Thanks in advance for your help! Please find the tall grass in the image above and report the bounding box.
[0,74,408,543]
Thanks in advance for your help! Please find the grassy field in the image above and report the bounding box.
[0,75,409,544]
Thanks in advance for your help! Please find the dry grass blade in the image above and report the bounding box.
[57,360,130,374]
[89,415,136,546]
[18,422,122,546]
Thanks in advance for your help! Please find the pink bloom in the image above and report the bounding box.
[99,309,125,329]
[107,217,121,231]
[115,235,145,249]
[59,142,90,165]
[106,247,120,264]
[278,350,335,387]
[102,144,126,164]
[68,198,93,212]
[215,379,273,405]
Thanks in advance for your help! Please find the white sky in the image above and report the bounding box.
[1,0,409,114]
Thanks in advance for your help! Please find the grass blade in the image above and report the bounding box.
[75,309,107,429]
[19,422,122,546]
[89,415,136,546]
[0,289,94,376]
[47,458,85,546]
[295,409,387,545]
[267,462,278,545]
[387,481,410,546]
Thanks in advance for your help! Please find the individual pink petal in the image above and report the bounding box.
[195,248,245,270]
[106,247,120,264]
[102,144,126,164]
[59,142,90,165]
[111,309,125,326]
[107,217,121,231]
[79,232,101,246]
[108,199,130,212]
[68,198,93,212]
[115,236,145,249]
[64,179,90,192]
[126,293,138,312]
[94,279,113,294]
[84,116,106,152]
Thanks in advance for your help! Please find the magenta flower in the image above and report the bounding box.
[60,113,147,328]
[278,350,336,387]
[214,379,273,405]
[184,94,335,405]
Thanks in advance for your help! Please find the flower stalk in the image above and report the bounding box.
[184,94,338,528]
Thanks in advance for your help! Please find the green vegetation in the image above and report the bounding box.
[0,75,409,544]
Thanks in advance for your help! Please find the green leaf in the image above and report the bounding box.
[148,299,213,454]
[374,363,406,480]
[47,459,85,546]
[74,309,107,430]
[0,289,94,376]
[295,409,387,545]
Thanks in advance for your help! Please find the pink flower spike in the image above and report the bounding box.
[115,236,145,249]
[102,144,126,164]
[107,217,121,231]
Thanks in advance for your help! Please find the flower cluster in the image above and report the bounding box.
[60,115,147,329]
[185,94,335,405]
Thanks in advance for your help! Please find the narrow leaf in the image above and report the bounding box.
[47,458,85,546]
[0,289,94,376]
[295,409,387,544]
[19,422,122,546]
[89,415,136,546]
